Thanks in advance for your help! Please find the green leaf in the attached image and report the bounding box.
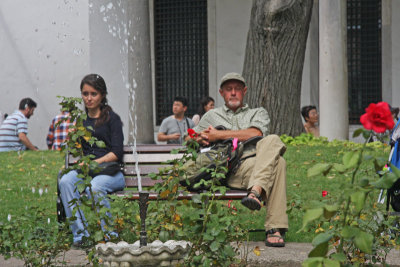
[94,230,104,242]
[308,242,328,257]
[354,230,373,254]
[390,164,400,178]
[323,205,338,220]
[342,151,360,169]
[210,241,220,252]
[341,226,359,239]
[322,258,340,267]
[191,194,202,204]
[159,231,169,242]
[312,232,332,247]
[302,257,323,267]
[363,154,373,161]
[359,178,370,188]
[352,128,365,138]
[350,191,366,213]
[374,157,387,172]
[332,163,347,173]
[95,141,106,148]
[330,253,346,262]
[301,208,323,230]
[308,164,332,177]
[371,172,398,189]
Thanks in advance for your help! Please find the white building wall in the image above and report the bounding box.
[391,0,400,108]
[88,0,130,144]
[0,0,90,149]
[209,0,252,107]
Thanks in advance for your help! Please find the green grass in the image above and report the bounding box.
[0,142,390,243]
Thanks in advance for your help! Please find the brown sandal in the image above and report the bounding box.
[265,229,285,247]
[241,190,262,211]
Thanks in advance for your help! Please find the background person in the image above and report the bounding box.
[0,98,38,151]
[301,105,320,137]
[157,96,195,144]
[58,74,125,248]
[188,72,288,247]
[46,111,74,150]
[192,96,215,126]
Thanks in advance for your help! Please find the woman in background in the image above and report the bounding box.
[301,105,320,137]
[192,96,215,126]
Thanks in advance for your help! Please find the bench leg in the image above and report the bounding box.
[57,171,67,224]
[139,191,149,247]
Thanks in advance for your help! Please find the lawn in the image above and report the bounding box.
[0,140,390,243]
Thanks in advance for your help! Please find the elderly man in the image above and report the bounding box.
[187,72,288,247]
[0,98,38,151]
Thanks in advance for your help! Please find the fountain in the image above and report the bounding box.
[96,192,190,266]
[94,4,190,265]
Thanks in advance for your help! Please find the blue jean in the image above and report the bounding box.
[59,170,125,243]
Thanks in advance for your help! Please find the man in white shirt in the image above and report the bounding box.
[0,98,38,151]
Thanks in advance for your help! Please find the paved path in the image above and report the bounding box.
[0,242,399,266]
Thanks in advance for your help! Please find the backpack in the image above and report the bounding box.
[179,136,262,191]
[388,178,400,212]
[388,121,400,212]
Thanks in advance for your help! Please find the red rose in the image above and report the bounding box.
[322,190,328,197]
[360,102,394,133]
[187,128,198,138]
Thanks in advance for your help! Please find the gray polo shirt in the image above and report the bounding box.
[159,115,195,144]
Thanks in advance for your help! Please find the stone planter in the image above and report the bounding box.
[96,240,190,267]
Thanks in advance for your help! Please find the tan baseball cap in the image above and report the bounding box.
[219,72,246,88]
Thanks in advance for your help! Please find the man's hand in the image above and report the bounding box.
[157,132,180,142]
[168,133,181,140]
[18,132,38,151]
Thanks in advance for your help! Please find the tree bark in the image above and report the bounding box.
[243,0,313,136]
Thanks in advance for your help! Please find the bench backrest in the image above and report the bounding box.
[67,144,184,188]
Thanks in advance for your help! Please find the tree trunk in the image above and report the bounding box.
[243,0,313,136]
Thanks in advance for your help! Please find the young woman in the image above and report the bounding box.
[59,74,125,248]
[192,96,215,126]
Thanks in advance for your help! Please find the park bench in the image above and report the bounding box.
[57,144,250,222]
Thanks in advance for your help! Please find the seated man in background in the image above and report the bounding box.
[301,105,320,137]
[157,96,195,144]
[47,111,74,150]
[0,98,38,152]
[188,72,288,247]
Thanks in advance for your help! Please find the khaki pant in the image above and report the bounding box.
[227,135,288,231]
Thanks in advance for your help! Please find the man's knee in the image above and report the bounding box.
[259,135,286,155]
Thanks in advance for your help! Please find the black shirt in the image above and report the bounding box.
[82,110,124,162]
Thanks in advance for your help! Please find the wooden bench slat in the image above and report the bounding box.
[114,190,248,200]
[124,177,162,187]
[124,145,183,153]
[123,165,167,176]
[123,153,184,163]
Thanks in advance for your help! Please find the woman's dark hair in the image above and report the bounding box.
[197,96,215,117]
[301,105,317,121]
[80,74,112,127]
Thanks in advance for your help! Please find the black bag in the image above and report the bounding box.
[179,136,262,191]
[388,178,400,212]
[89,161,121,177]
[76,161,121,177]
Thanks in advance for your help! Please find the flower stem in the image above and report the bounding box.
[338,134,369,252]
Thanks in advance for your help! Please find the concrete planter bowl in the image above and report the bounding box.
[96,240,190,267]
